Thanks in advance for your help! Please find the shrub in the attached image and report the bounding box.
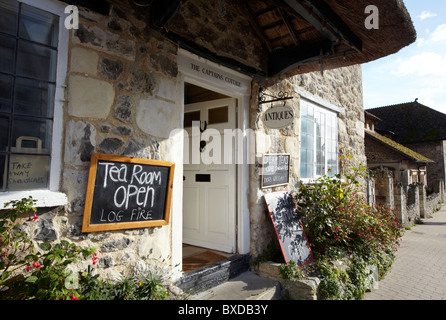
[0,197,170,300]
[294,162,402,299]
[294,168,402,262]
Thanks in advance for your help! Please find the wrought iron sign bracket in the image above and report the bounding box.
[258,88,293,111]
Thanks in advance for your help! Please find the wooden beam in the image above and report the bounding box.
[268,40,331,75]
[164,32,265,76]
[269,42,358,76]
[278,7,301,46]
[283,0,362,52]
[239,2,273,53]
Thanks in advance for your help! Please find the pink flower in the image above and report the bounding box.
[71,293,79,300]
[31,213,38,221]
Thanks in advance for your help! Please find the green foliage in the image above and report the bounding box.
[295,165,402,262]
[279,260,303,280]
[0,197,170,300]
[79,267,169,300]
[294,159,403,300]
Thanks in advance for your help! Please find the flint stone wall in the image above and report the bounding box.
[249,66,366,258]
[29,4,182,281]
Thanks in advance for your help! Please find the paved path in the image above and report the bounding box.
[364,206,446,300]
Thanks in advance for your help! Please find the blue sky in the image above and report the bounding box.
[362,0,446,113]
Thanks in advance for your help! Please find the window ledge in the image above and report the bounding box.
[0,190,68,209]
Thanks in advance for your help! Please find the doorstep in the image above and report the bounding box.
[175,253,250,293]
[189,271,283,300]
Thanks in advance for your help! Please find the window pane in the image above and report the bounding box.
[300,149,307,164]
[184,111,200,127]
[12,117,52,153]
[0,0,18,36]
[7,154,50,191]
[17,41,57,82]
[208,106,228,124]
[0,116,10,151]
[0,34,16,74]
[14,78,55,117]
[20,4,59,47]
[306,165,313,179]
[300,163,307,178]
[306,150,313,164]
[0,74,13,113]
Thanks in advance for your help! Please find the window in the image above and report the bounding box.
[0,0,65,193]
[300,99,338,179]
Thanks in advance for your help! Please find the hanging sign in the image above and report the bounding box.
[263,105,295,129]
[82,153,175,233]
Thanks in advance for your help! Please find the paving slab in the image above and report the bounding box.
[364,206,446,300]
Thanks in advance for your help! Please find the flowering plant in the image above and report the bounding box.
[0,197,98,300]
[295,164,402,263]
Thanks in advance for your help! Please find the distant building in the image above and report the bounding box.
[364,111,433,186]
[367,100,446,194]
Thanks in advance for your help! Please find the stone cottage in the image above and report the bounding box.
[368,99,446,196]
[364,111,440,226]
[0,0,415,288]
[365,111,433,186]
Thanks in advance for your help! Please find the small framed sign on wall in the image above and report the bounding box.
[261,154,290,188]
[82,153,175,233]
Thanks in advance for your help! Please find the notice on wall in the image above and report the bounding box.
[82,153,175,233]
[261,154,290,188]
[7,155,49,191]
[264,191,313,267]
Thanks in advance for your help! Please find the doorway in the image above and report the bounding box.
[182,83,238,263]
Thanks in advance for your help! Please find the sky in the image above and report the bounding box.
[362,0,446,113]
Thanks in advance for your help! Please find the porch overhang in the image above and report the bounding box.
[63,0,417,78]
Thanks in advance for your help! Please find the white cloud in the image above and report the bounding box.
[429,24,446,42]
[417,10,437,20]
[417,24,446,46]
[392,52,446,76]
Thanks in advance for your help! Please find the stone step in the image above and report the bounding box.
[176,254,251,294]
[189,271,284,300]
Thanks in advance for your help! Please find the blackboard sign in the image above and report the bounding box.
[264,191,313,267]
[261,154,290,188]
[82,153,175,233]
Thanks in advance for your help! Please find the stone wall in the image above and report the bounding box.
[58,4,181,280]
[406,141,446,192]
[249,65,366,257]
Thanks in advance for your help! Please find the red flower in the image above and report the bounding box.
[71,293,79,300]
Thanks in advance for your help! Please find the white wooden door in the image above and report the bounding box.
[183,98,237,253]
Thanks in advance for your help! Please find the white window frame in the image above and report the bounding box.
[0,0,68,208]
[298,89,342,184]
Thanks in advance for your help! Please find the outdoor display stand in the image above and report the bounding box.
[264,191,313,267]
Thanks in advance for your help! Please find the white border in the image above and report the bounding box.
[299,94,340,184]
[177,49,252,258]
[0,0,68,208]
